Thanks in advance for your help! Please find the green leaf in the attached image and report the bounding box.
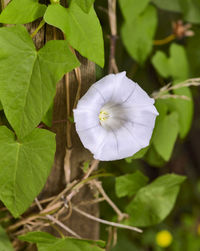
[121,6,157,64]
[151,51,170,78]
[186,27,200,77]
[0,25,80,139]
[0,100,2,111]
[19,231,57,244]
[168,44,192,138]
[0,126,56,217]
[44,2,104,67]
[125,174,186,227]
[0,226,13,251]
[152,43,189,80]
[19,232,105,251]
[119,0,150,22]
[179,0,200,24]
[115,171,149,198]
[42,103,53,127]
[151,0,182,12]
[169,43,189,80]
[152,112,179,161]
[73,0,95,13]
[125,147,149,163]
[152,44,193,138]
[145,145,166,167]
[0,0,46,24]
[37,238,105,251]
[170,86,193,139]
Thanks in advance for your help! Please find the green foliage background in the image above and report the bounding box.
[0,0,200,250]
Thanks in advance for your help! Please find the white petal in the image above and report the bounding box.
[109,104,158,128]
[123,83,155,107]
[73,109,99,131]
[94,131,118,161]
[113,125,141,159]
[76,125,107,154]
[76,86,104,112]
[93,72,136,104]
[125,122,154,147]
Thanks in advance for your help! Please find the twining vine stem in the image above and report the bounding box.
[108,0,118,74]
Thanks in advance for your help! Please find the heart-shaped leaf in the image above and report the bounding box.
[0,126,56,217]
[0,25,80,139]
[44,2,104,67]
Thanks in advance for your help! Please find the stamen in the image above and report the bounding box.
[99,110,109,121]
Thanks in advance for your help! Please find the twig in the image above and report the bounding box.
[35,198,81,238]
[47,180,77,208]
[66,172,113,202]
[92,180,128,221]
[152,78,200,100]
[83,159,99,180]
[158,94,190,100]
[77,197,105,206]
[73,67,82,109]
[64,148,72,184]
[73,206,142,233]
[108,0,118,74]
[66,160,101,201]
[0,0,5,10]
[64,72,72,184]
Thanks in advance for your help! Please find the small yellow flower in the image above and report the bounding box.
[156,230,173,248]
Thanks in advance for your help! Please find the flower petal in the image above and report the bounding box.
[76,125,107,154]
[94,130,118,161]
[73,109,99,131]
[125,122,154,147]
[123,83,155,107]
[76,86,105,112]
[109,104,158,128]
[93,71,136,104]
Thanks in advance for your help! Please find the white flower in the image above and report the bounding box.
[73,72,159,161]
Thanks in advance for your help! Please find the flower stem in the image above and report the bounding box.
[31,19,45,38]
[154,34,175,46]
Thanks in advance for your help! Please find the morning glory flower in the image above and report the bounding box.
[73,72,158,161]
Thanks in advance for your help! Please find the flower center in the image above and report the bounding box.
[99,110,110,121]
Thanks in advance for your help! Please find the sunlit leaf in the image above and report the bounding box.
[74,0,95,13]
[0,0,46,24]
[0,126,56,217]
[0,25,79,139]
[44,2,104,67]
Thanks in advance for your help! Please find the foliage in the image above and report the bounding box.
[19,231,105,251]
[0,226,13,251]
[0,0,200,249]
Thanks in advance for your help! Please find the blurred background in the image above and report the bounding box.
[95,0,200,250]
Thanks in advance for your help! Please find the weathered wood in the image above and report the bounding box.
[38,24,99,239]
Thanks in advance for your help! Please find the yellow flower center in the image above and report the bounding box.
[156,230,173,248]
[99,110,109,122]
